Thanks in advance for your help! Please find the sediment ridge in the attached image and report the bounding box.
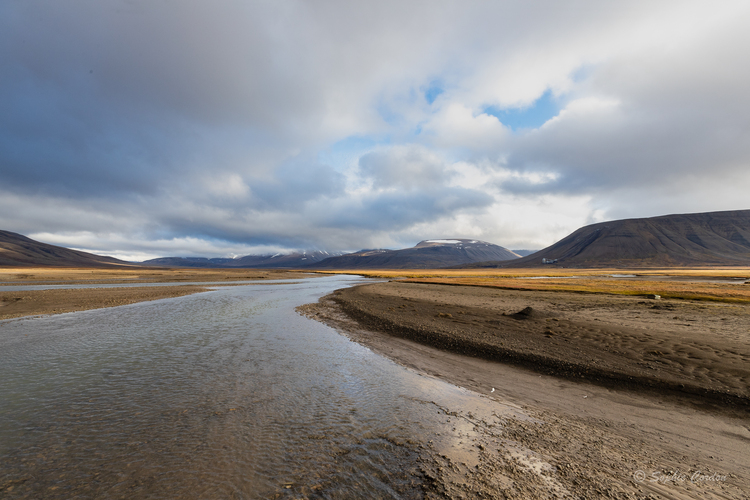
[317,281,750,410]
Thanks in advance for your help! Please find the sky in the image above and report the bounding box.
[1,0,749,261]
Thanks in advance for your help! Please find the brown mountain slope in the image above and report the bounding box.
[480,209,750,268]
[0,230,132,267]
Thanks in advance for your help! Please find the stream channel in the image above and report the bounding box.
[0,275,528,498]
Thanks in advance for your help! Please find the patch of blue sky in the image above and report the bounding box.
[375,105,397,127]
[318,135,386,171]
[375,82,443,132]
[423,81,444,105]
[483,89,560,131]
[570,63,596,84]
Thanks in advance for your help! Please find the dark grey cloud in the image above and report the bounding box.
[327,187,494,232]
[250,160,346,211]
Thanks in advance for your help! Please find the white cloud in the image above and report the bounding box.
[358,145,451,190]
[540,97,620,130]
[2,1,750,257]
[204,174,250,199]
[29,232,300,262]
[421,103,508,150]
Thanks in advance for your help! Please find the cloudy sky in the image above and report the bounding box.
[2,1,749,260]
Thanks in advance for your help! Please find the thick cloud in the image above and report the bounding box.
[1,0,749,258]
[358,146,453,190]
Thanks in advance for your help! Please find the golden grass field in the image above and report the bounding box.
[309,267,750,279]
[311,267,750,303]
[0,267,315,284]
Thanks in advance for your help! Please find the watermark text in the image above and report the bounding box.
[633,469,727,484]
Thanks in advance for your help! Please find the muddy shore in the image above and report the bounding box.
[299,281,750,499]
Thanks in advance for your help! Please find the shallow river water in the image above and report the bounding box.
[0,276,523,499]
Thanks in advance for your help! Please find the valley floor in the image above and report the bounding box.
[3,266,749,497]
[299,279,750,498]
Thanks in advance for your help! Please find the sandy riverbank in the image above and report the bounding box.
[0,267,317,285]
[321,281,750,408]
[0,267,319,320]
[0,286,211,321]
[299,280,750,499]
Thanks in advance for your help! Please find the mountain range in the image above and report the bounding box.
[2,209,749,269]
[491,209,750,268]
[308,239,520,269]
[0,232,518,269]
[142,240,520,269]
[142,251,337,269]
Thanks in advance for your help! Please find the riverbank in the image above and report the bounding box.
[299,280,750,498]
[0,267,318,320]
[318,281,750,408]
[0,267,317,285]
[0,286,210,320]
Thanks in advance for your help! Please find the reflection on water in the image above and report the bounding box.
[0,276,522,498]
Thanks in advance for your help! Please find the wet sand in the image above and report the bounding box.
[299,281,750,499]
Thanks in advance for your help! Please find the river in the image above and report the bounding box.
[0,276,524,498]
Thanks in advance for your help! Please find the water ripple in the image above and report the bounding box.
[0,276,519,499]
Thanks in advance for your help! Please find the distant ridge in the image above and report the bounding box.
[141,240,519,269]
[309,239,520,269]
[511,249,538,257]
[0,230,132,268]
[479,210,750,268]
[142,251,337,269]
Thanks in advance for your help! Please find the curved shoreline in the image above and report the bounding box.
[308,281,750,411]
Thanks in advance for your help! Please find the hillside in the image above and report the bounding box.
[0,231,131,268]
[309,239,520,269]
[486,210,750,268]
[142,251,336,268]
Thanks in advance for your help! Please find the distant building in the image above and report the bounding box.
[541,257,558,264]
